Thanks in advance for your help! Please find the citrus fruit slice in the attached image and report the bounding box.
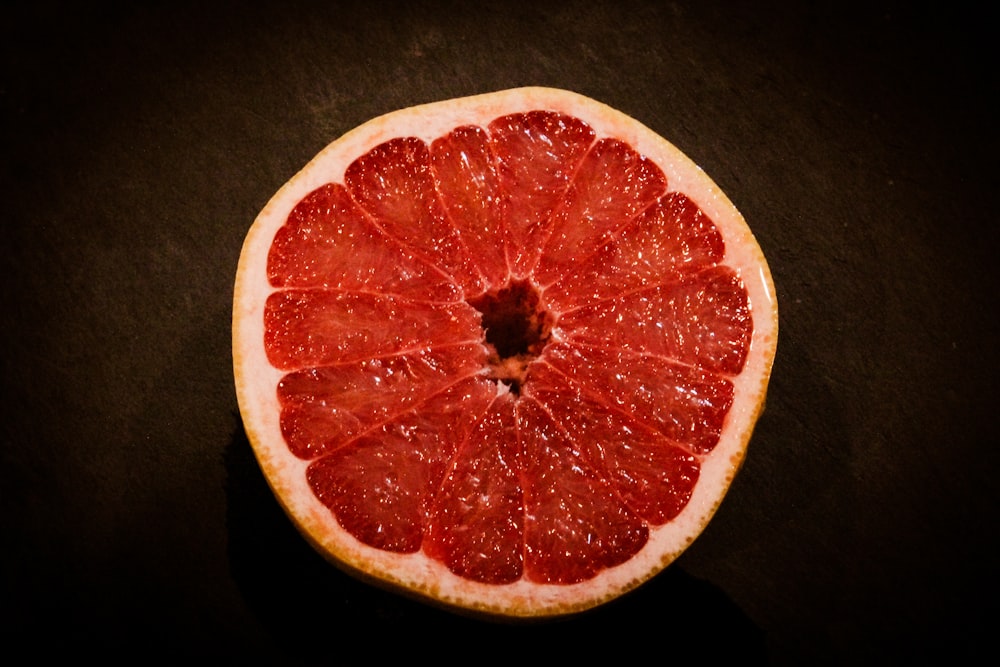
[233,87,778,618]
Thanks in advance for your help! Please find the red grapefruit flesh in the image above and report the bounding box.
[233,87,778,618]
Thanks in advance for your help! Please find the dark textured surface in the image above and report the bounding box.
[2,1,995,662]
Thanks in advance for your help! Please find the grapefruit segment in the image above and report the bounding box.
[266,183,461,302]
[430,125,510,288]
[425,390,524,585]
[541,342,734,456]
[488,111,596,278]
[517,396,649,584]
[307,375,497,554]
[263,290,480,370]
[533,137,667,287]
[233,87,778,618]
[306,436,433,553]
[277,343,487,459]
[541,192,725,311]
[344,137,486,295]
[525,361,700,525]
[555,265,752,374]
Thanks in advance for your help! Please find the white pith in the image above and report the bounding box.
[233,87,778,617]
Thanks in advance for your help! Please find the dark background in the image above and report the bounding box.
[3,1,995,663]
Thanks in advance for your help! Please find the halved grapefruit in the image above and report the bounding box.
[233,87,778,618]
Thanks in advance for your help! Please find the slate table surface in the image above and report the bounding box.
[3,1,995,663]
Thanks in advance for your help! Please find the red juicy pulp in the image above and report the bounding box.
[264,110,751,585]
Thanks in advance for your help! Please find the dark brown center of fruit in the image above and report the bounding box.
[468,280,553,394]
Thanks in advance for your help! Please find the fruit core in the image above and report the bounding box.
[467,280,553,394]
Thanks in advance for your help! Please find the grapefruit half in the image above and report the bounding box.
[233,87,778,618]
